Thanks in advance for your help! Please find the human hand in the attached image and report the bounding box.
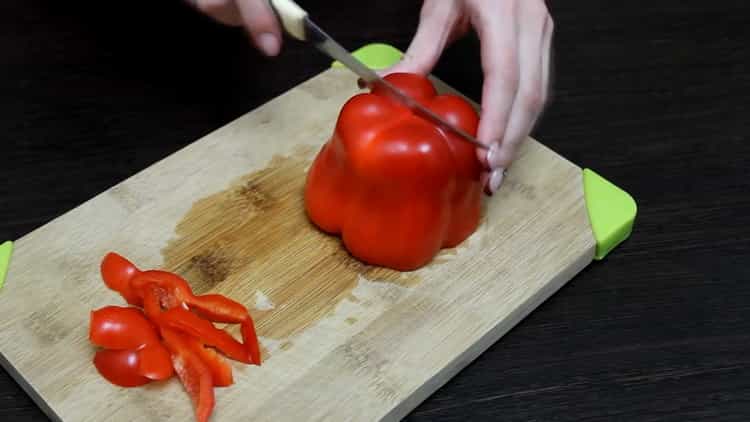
[383,0,554,194]
[187,0,283,56]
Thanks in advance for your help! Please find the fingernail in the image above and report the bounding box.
[489,168,505,193]
[257,33,280,56]
[487,143,501,169]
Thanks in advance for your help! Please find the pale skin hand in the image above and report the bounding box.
[384,0,554,194]
[190,0,554,194]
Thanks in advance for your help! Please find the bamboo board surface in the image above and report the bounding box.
[0,68,596,421]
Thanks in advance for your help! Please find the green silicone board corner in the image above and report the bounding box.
[0,241,12,290]
[331,43,403,70]
[583,169,637,260]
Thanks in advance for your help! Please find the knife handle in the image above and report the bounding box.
[268,0,308,41]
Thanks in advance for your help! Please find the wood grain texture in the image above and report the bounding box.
[2,0,749,421]
[0,67,594,421]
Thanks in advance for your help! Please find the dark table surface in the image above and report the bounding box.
[2,0,749,421]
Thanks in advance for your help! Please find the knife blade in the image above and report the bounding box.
[267,0,488,150]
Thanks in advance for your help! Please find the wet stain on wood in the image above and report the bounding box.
[27,306,71,346]
[499,178,537,201]
[187,251,231,291]
[161,146,423,350]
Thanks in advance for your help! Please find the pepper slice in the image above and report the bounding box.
[93,252,264,422]
[188,294,249,324]
[241,318,261,365]
[161,327,215,422]
[129,273,261,366]
[185,337,233,387]
[138,342,175,381]
[189,294,261,365]
[159,307,251,364]
[139,283,165,322]
[100,253,142,306]
[89,305,174,381]
[93,349,151,387]
[89,306,160,350]
[130,270,193,308]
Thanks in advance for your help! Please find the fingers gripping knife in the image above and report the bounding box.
[267,0,488,150]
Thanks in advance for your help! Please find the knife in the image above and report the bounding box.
[267,0,488,150]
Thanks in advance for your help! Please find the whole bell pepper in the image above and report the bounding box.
[304,72,484,271]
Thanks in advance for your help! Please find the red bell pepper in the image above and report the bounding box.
[130,270,193,308]
[137,342,175,381]
[89,305,174,382]
[161,327,215,422]
[189,294,250,324]
[100,253,142,306]
[159,307,251,364]
[185,336,234,387]
[304,72,483,271]
[189,294,261,365]
[129,271,261,365]
[92,252,263,422]
[93,349,151,387]
[89,305,161,350]
[139,283,165,322]
[240,317,261,366]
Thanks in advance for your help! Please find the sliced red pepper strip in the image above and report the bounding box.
[241,318,261,365]
[186,294,261,365]
[159,307,251,364]
[89,306,160,350]
[185,337,233,387]
[187,294,249,324]
[140,283,164,322]
[93,349,151,387]
[93,252,266,422]
[161,327,215,422]
[130,270,193,307]
[132,277,261,365]
[100,253,142,306]
[137,342,174,381]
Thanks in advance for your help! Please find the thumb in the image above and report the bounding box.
[236,0,283,56]
[378,0,461,76]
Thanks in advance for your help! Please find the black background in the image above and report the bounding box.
[2,1,749,420]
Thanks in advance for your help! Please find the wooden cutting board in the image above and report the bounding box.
[0,67,598,422]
